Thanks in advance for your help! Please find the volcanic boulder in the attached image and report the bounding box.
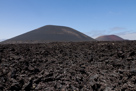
[3,25,95,43]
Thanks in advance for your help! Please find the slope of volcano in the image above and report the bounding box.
[96,35,124,41]
[3,25,95,43]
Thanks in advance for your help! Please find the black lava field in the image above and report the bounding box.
[0,41,136,90]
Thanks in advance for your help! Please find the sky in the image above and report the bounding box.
[0,0,136,40]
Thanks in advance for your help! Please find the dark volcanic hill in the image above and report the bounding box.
[3,25,95,43]
[95,35,124,41]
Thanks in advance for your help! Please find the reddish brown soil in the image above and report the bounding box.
[0,41,136,90]
[96,35,124,41]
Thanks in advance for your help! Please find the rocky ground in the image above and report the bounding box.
[0,41,136,91]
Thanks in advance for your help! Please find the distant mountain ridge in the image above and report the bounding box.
[3,25,95,43]
[95,35,124,41]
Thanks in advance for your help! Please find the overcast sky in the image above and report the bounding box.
[0,0,136,40]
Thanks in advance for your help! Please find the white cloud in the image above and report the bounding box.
[111,27,126,31]
[84,28,136,40]
[0,39,6,42]
[85,30,107,38]
[119,33,136,40]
